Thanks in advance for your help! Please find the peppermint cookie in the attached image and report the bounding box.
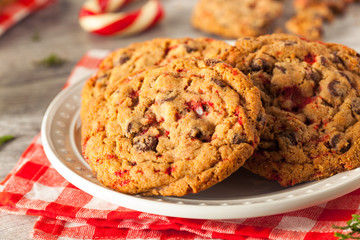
[285,6,333,41]
[293,0,349,13]
[81,58,265,196]
[191,0,284,38]
[81,38,233,131]
[286,0,351,40]
[224,33,360,186]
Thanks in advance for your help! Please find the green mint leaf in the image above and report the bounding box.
[334,215,360,239]
[32,32,40,42]
[0,135,15,147]
[35,54,66,67]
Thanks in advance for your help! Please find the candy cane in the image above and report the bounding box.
[79,0,164,36]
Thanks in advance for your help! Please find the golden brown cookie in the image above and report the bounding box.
[191,0,284,38]
[285,7,332,41]
[81,38,233,130]
[286,0,351,40]
[81,57,265,196]
[224,33,360,186]
[294,0,349,13]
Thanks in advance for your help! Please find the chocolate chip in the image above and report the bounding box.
[339,71,354,87]
[320,56,327,66]
[305,118,313,125]
[284,41,297,46]
[321,98,333,107]
[118,55,130,65]
[185,45,197,53]
[127,122,133,133]
[305,67,321,82]
[328,80,346,97]
[133,136,158,152]
[211,77,228,88]
[278,131,297,145]
[130,97,139,108]
[250,58,271,72]
[126,121,142,136]
[351,98,360,115]
[339,71,350,81]
[258,141,279,151]
[232,134,248,144]
[163,96,176,102]
[329,133,341,149]
[332,52,345,66]
[190,128,203,139]
[275,65,286,74]
[161,95,177,102]
[204,58,221,67]
[340,141,351,153]
[189,128,211,142]
[329,133,351,154]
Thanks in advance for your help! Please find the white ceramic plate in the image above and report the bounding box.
[42,79,360,220]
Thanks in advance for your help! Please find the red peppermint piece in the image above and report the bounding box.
[304,53,316,65]
[115,170,129,177]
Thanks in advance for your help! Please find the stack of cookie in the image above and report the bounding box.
[81,34,360,196]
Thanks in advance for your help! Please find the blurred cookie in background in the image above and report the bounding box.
[191,0,284,38]
[286,0,355,40]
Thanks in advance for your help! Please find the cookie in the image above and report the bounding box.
[286,0,350,40]
[285,7,332,41]
[81,37,233,141]
[191,0,284,38]
[223,33,360,186]
[81,58,265,196]
[294,0,349,13]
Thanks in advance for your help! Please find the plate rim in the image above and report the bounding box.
[41,78,360,219]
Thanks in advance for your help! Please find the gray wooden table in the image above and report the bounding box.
[0,0,359,239]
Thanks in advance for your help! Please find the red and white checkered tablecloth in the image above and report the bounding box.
[0,49,358,240]
[0,0,55,36]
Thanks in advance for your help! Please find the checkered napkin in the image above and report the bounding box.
[0,0,55,36]
[0,49,359,240]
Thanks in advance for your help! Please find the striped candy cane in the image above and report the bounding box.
[79,0,164,36]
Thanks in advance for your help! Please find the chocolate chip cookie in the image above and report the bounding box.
[224,33,360,186]
[191,0,284,38]
[81,37,233,144]
[294,0,349,13]
[81,58,265,196]
[285,6,332,41]
[286,0,351,40]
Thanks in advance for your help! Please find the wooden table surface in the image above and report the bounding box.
[0,1,360,239]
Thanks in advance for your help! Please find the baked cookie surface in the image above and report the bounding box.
[293,0,349,13]
[286,0,351,40]
[191,0,284,38]
[81,37,233,142]
[285,6,332,41]
[83,38,232,100]
[81,58,265,196]
[224,33,360,186]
